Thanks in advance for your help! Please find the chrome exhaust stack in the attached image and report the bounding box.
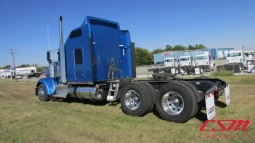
[59,16,63,42]
[59,16,67,83]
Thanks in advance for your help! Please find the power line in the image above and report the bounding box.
[7,48,18,81]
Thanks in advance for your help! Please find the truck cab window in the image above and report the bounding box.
[75,48,83,64]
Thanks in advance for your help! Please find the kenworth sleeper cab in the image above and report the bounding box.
[35,16,230,123]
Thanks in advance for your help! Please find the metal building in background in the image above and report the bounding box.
[209,48,234,59]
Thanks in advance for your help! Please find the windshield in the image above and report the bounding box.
[245,52,254,56]
[228,52,241,57]
[196,56,207,60]
[165,59,173,62]
[180,57,190,61]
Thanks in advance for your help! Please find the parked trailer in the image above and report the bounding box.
[148,57,180,75]
[34,16,231,123]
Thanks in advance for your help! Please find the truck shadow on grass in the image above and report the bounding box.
[152,109,208,123]
[194,111,208,123]
[56,97,120,106]
[194,101,227,123]
[55,98,227,123]
[215,101,227,108]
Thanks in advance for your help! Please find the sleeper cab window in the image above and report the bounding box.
[75,48,83,65]
[70,29,82,39]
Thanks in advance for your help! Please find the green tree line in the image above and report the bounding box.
[135,44,206,66]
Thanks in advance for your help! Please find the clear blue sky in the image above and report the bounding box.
[1,0,255,67]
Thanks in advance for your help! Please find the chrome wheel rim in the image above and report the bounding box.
[161,91,184,115]
[38,87,45,99]
[124,90,141,110]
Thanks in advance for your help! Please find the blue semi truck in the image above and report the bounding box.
[35,16,230,123]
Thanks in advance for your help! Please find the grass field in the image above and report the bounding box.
[0,76,255,143]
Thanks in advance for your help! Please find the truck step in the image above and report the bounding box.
[52,84,69,98]
[107,83,120,101]
[52,91,68,98]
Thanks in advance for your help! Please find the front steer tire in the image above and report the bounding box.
[120,82,152,117]
[37,84,50,102]
[155,81,197,123]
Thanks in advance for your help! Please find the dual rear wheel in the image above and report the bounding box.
[155,81,198,123]
[120,80,198,123]
[120,81,154,117]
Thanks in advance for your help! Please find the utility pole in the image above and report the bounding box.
[242,45,245,62]
[8,48,17,81]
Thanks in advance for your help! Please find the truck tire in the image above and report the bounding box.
[37,84,50,101]
[137,81,156,112]
[178,81,199,117]
[120,82,152,117]
[155,81,197,123]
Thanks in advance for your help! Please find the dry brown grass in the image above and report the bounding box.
[0,77,254,143]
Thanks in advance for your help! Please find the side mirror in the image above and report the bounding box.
[47,51,51,61]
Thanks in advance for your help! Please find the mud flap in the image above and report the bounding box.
[205,92,216,120]
[224,84,230,105]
